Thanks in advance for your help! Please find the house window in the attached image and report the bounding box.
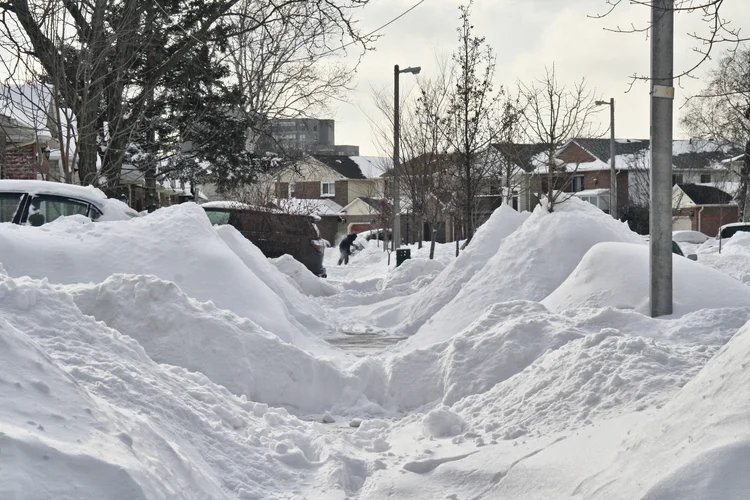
[288,182,296,197]
[321,181,335,197]
[700,174,711,183]
[672,174,684,185]
[572,175,584,192]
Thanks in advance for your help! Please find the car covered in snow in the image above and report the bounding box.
[201,201,327,278]
[717,222,750,240]
[0,179,139,225]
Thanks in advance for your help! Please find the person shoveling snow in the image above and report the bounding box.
[338,233,358,265]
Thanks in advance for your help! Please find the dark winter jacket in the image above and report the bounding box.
[339,234,357,254]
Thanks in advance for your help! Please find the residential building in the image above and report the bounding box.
[672,183,738,236]
[0,84,76,181]
[266,154,391,242]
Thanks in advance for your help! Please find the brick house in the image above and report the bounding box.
[267,154,390,243]
[672,183,738,236]
[1,84,76,182]
[522,138,743,217]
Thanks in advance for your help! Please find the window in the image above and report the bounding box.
[27,195,89,226]
[572,175,584,192]
[672,174,684,185]
[205,210,231,226]
[288,182,296,197]
[700,174,712,183]
[321,181,335,197]
[0,193,24,223]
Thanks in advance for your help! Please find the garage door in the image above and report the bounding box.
[672,216,692,231]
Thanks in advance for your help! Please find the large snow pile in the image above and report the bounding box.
[0,272,373,499]
[215,225,335,330]
[271,254,338,297]
[579,318,750,500]
[454,329,711,440]
[543,242,750,315]
[0,203,334,355]
[379,301,584,411]
[395,204,528,335]
[67,274,366,413]
[380,257,446,291]
[404,198,643,350]
[695,233,750,284]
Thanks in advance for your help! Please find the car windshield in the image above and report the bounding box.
[720,225,750,239]
[0,193,24,223]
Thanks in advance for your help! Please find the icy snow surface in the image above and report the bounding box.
[2,199,750,499]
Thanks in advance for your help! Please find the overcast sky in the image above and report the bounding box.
[331,0,749,156]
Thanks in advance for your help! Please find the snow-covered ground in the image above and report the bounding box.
[1,197,749,499]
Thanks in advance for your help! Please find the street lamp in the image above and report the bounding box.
[393,64,421,250]
[595,98,617,219]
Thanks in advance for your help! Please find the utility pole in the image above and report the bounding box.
[650,0,675,317]
[609,98,617,218]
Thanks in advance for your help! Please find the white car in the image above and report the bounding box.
[0,179,138,225]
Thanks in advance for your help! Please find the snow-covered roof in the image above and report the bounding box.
[349,156,392,179]
[274,197,343,216]
[575,188,610,197]
[200,201,255,210]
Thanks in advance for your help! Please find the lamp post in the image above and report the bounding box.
[393,64,421,250]
[595,98,617,219]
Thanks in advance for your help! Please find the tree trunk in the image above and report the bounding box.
[455,237,459,257]
[429,228,437,260]
[741,139,750,222]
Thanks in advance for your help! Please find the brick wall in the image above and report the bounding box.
[2,144,39,180]
[334,180,349,208]
[294,181,322,199]
[674,205,738,237]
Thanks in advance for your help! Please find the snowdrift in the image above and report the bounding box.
[0,203,333,355]
[215,224,335,331]
[379,301,585,411]
[68,274,366,412]
[271,254,338,297]
[543,242,750,315]
[579,318,750,500]
[395,204,528,335]
[405,199,643,350]
[0,271,377,499]
[454,329,710,440]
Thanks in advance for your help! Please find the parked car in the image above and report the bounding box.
[717,222,750,240]
[672,230,709,245]
[202,202,327,277]
[672,240,698,261]
[0,179,138,225]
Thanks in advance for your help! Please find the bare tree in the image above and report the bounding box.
[592,0,749,82]
[0,0,372,190]
[519,65,602,212]
[681,45,750,220]
[441,2,503,243]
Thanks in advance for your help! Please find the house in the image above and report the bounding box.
[672,183,738,236]
[521,138,743,215]
[0,84,77,181]
[266,154,391,242]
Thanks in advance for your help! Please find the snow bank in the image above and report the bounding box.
[381,301,584,411]
[579,319,750,500]
[0,203,332,354]
[406,199,643,349]
[543,242,750,315]
[380,257,445,291]
[454,329,710,440]
[271,254,338,297]
[215,224,334,330]
[0,272,378,498]
[396,204,527,335]
[68,274,367,412]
